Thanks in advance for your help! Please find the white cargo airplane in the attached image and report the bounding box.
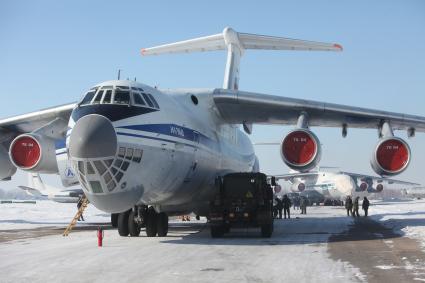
[18,173,83,203]
[0,27,424,237]
[273,170,420,201]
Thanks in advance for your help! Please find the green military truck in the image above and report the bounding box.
[209,173,274,238]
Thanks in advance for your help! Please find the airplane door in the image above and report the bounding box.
[183,131,199,183]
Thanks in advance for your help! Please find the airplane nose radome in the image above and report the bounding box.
[69,114,117,158]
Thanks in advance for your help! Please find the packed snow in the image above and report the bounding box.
[0,200,110,230]
[0,199,424,282]
[370,199,425,251]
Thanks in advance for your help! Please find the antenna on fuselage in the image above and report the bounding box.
[117,69,121,80]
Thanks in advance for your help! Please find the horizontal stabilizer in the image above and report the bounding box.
[18,186,44,197]
[141,27,342,56]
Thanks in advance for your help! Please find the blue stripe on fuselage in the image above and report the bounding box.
[117,124,219,151]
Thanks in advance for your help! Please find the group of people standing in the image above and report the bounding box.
[345,196,370,217]
[273,194,307,219]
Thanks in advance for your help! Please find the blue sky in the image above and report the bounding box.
[1,0,424,189]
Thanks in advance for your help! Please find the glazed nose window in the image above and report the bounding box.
[114,90,130,105]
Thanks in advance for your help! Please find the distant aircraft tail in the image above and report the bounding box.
[141,27,342,90]
[18,186,44,197]
[18,173,53,196]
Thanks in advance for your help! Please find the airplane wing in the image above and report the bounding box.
[272,172,321,183]
[213,89,425,132]
[339,171,421,186]
[0,103,75,144]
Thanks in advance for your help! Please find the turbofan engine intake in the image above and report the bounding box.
[280,129,322,172]
[9,134,59,173]
[370,137,410,177]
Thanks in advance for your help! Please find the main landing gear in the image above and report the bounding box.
[117,206,168,237]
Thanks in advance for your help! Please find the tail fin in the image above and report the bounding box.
[141,27,342,90]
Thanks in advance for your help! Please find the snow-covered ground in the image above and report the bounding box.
[1,199,425,282]
[0,200,110,230]
[370,199,425,250]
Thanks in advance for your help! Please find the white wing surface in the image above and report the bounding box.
[213,89,425,132]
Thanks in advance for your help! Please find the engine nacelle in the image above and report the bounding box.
[0,144,17,180]
[375,184,384,192]
[280,129,322,172]
[9,134,59,173]
[370,137,410,177]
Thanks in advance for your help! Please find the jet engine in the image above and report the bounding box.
[370,137,410,177]
[281,129,322,172]
[9,134,59,173]
[0,144,17,180]
[375,184,384,192]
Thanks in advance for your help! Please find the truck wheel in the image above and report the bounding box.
[157,212,169,237]
[261,223,273,238]
[146,207,158,237]
[211,226,224,238]
[128,210,141,237]
[118,210,130,236]
[223,225,230,233]
[111,213,118,228]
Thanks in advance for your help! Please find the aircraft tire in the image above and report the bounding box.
[261,223,273,238]
[111,213,118,228]
[118,210,130,236]
[157,212,168,237]
[128,210,141,237]
[210,226,224,238]
[145,207,158,237]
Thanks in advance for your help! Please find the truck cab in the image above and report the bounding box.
[209,173,274,238]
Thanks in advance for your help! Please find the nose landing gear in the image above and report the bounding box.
[116,205,169,237]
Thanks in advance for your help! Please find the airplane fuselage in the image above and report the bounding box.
[289,172,354,200]
[66,81,258,214]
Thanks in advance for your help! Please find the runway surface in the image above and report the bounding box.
[1,200,425,283]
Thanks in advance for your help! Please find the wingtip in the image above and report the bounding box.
[333,43,343,51]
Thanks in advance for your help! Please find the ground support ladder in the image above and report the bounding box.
[63,196,89,236]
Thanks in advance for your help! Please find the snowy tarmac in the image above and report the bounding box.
[1,200,425,282]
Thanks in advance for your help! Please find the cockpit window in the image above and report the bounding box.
[103,90,112,104]
[133,93,146,106]
[147,93,160,109]
[141,93,155,108]
[80,91,96,105]
[92,90,103,104]
[114,90,130,105]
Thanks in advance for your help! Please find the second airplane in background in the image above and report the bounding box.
[273,169,420,201]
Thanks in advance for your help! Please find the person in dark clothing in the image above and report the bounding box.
[282,195,292,219]
[352,196,360,217]
[293,196,300,210]
[300,196,307,214]
[77,196,85,221]
[345,196,353,216]
[362,197,370,216]
[275,197,283,219]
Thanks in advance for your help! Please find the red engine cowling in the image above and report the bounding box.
[9,134,59,173]
[280,129,322,172]
[370,137,410,176]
